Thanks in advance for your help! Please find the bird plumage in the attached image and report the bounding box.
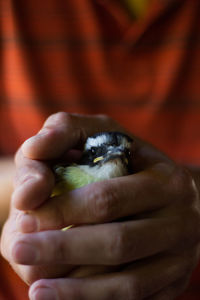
[52,132,133,195]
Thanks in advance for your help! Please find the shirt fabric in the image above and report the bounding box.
[123,0,149,17]
[0,0,200,299]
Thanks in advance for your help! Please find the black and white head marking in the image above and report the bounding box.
[79,132,133,177]
[78,132,133,179]
[85,132,132,152]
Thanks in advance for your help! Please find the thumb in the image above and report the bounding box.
[22,112,122,160]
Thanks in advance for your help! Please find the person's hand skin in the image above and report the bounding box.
[0,156,15,229]
[1,112,200,300]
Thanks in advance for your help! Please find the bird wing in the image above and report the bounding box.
[52,165,96,196]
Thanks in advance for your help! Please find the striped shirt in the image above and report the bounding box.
[1,0,200,164]
[0,0,200,299]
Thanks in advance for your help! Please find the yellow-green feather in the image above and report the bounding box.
[52,165,98,196]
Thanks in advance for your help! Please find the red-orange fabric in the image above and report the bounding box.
[0,0,200,299]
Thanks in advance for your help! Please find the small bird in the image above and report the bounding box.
[52,131,133,195]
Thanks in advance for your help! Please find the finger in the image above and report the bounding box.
[13,149,55,210]
[21,113,122,160]
[147,276,190,300]
[3,213,122,285]
[13,147,82,210]
[10,261,74,286]
[17,163,175,232]
[28,254,190,300]
[68,265,120,278]
[12,112,122,210]
[10,218,191,266]
[0,210,75,285]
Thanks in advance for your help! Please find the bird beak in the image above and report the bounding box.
[93,156,104,163]
[104,148,129,164]
[93,148,130,165]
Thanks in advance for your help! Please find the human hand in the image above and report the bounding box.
[0,156,15,228]
[1,112,200,300]
[0,112,124,284]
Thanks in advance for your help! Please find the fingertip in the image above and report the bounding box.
[12,174,54,210]
[29,281,58,300]
[22,112,71,160]
[21,131,50,160]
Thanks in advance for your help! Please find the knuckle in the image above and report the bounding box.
[44,112,74,133]
[90,183,119,222]
[42,232,66,263]
[170,166,198,204]
[124,276,142,300]
[56,237,68,262]
[108,224,128,265]
[48,111,71,125]
[31,171,53,194]
[39,167,54,187]
[60,112,74,127]
[53,198,69,228]
[170,167,200,245]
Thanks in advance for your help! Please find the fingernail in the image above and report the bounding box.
[30,287,58,300]
[12,242,39,264]
[16,213,39,233]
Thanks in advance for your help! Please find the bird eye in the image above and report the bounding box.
[90,147,96,154]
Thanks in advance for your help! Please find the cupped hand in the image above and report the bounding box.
[1,112,200,300]
[1,112,124,284]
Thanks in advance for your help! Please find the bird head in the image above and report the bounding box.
[79,132,133,179]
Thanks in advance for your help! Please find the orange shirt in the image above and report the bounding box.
[0,0,200,299]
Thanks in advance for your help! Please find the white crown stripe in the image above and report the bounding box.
[85,135,108,149]
[85,134,132,150]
